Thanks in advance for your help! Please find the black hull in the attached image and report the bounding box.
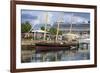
[35,42,79,52]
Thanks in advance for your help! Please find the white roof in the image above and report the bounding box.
[62,33,80,38]
[32,30,48,33]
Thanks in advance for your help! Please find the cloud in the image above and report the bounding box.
[31,19,40,27]
[21,14,37,19]
[21,10,35,15]
[72,16,89,24]
[21,10,90,31]
[64,14,89,24]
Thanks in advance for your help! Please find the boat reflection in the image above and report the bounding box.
[31,49,90,62]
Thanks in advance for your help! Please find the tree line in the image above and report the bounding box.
[21,21,62,35]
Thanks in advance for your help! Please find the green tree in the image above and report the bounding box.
[41,26,45,31]
[49,27,62,35]
[49,27,57,35]
[58,31,62,35]
[21,21,32,33]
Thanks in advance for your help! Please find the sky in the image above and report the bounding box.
[21,9,90,29]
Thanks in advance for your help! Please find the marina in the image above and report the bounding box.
[21,40,90,62]
[21,10,90,63]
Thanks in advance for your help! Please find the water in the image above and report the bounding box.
[31,50,90,62]
[21,43,90,63]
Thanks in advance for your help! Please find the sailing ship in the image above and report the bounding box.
[35,12,79,52]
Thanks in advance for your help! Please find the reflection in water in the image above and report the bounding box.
[31,50,90,62]
[21,43,90,63]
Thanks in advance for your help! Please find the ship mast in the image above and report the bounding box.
[55,20,60,41]
[69,13,74,33]
[43,12,48,41]
[55,13,63,41]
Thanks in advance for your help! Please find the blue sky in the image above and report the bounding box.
[21,9,90,29]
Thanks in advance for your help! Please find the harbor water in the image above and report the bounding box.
[21,43,90,63]
[31,49,90,62]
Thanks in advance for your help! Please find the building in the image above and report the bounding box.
[32,30,49,40]
[53,22,90,34]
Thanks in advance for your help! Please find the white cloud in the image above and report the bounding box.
[73,16,88,24]
[30,19,40,27]
[38,12,53,25]
[22,10,34,15]
[64,14,89,24]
